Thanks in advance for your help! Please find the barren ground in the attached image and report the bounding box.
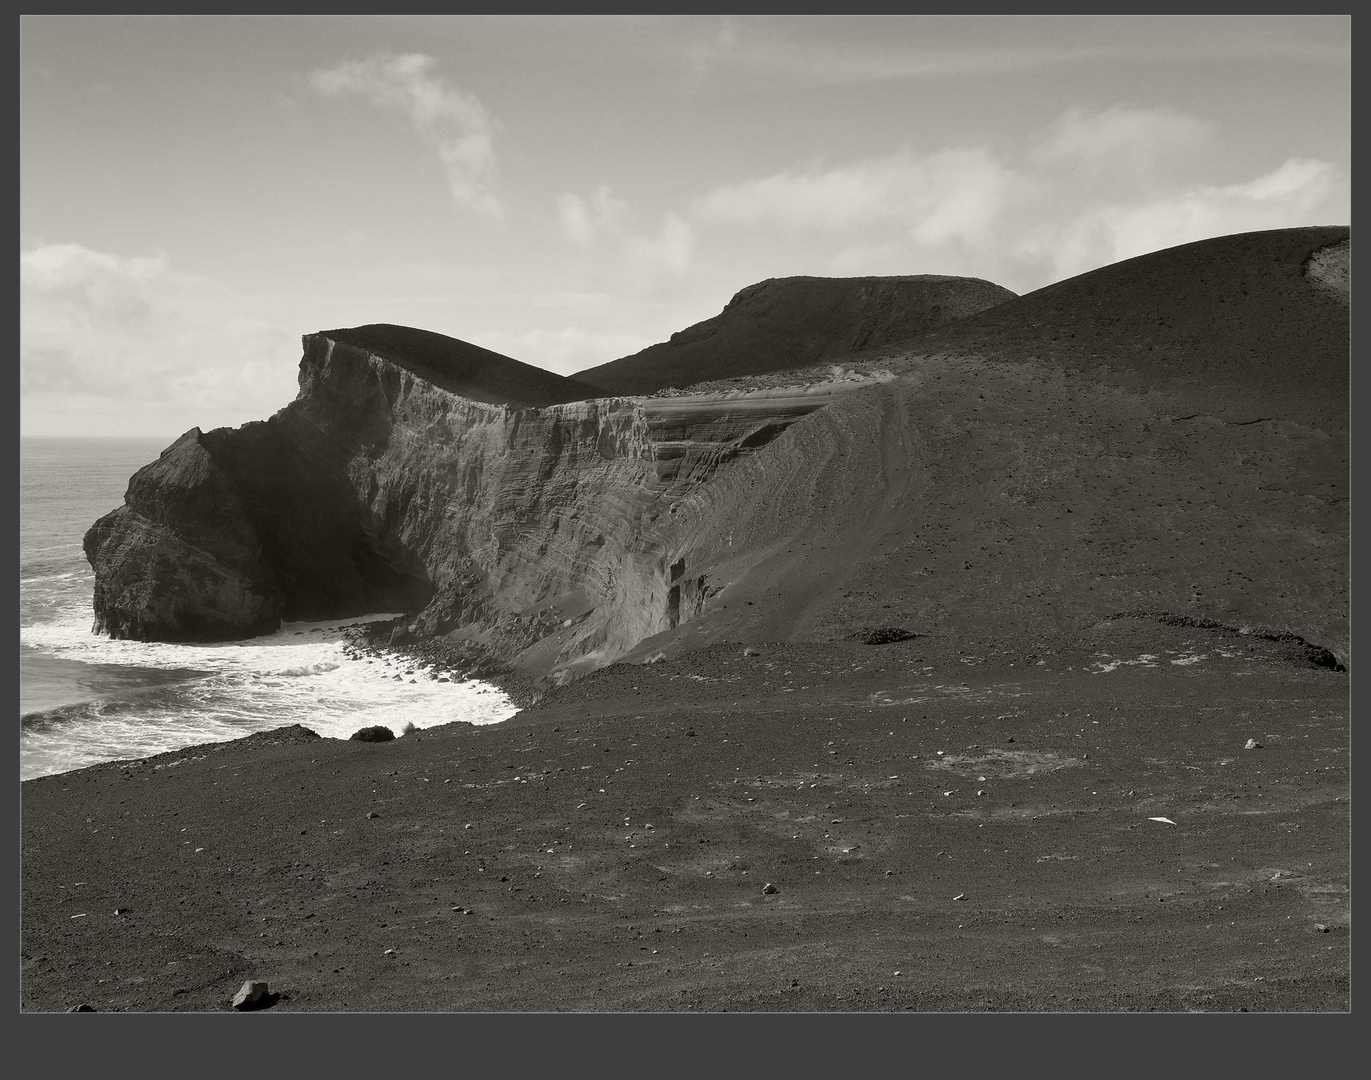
[21,622,1348,1012]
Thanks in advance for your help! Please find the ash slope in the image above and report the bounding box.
[642,227,1348,668]
[84,228,1347,675]
[908,226,1348,431]
[573,274,1016,395]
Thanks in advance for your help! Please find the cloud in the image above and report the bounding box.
[557,186,630,245]
[683,107,1346,294]
[310,53,502,221]
[557,188,696,279]
[1032,106,1214,192]
[625,213,696,277]
[1036,105,1211,165]
[1013,156,1349,284]
[693,147,1017,247]
[21,244,301,435]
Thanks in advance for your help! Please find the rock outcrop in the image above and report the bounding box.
[86,231,1348,674]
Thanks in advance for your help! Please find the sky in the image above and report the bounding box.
[20,15,1350,438]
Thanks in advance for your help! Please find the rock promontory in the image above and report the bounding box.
[85,234,1348,674]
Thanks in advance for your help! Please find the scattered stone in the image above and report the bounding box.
[65,1004,96,1012]
[1148,816,1178,825]
[231,981,270,1010]
[953,893,966,901]
[384,949,395,956]
[743,646,762,657]
[1315,924,1330,933]
[762,882,779,895]
[1245,739,1262,750]
[350,726,396,743]
[863,626,917,645]
[366,811,380,819]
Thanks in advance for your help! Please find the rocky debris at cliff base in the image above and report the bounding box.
[343,618,542,708]
[231,980,274,1010]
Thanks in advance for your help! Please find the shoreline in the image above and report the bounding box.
[20,612,528,783]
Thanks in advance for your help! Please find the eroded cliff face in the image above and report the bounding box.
[84,334,874,668]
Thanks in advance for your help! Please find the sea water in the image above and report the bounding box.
[19,436,517,781]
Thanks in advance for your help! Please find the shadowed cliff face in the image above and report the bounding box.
[85,230,1347,673]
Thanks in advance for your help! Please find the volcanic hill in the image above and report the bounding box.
[573,274,1016,395]
[84,228,1348,674]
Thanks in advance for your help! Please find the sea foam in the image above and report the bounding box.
[20,609,518,780]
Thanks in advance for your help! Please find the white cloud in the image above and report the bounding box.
[1014,156,1349,284]
[692,147,1017,247]
[310,53,503,221]
[557,187,696,279]
[21,244,301,436]
[1035,105,1211,166]
[684,108,1346,294]
[1032,105,1215,195]
[625,213,696,277]
[557,186,630,245]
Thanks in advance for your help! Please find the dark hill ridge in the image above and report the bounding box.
[322,324,605,408]
[902,226,1349,432]
[572,274,1016,396]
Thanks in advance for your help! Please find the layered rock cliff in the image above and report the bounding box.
[85,331,883,672]
[86,232,1347,677]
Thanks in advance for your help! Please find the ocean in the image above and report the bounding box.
[19,436,517,781]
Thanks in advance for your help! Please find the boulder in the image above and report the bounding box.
[350,726,396,743]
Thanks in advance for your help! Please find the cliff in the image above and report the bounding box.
[573,274,1016,395]
[85,228,1348,675]
[84,331,882,670]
